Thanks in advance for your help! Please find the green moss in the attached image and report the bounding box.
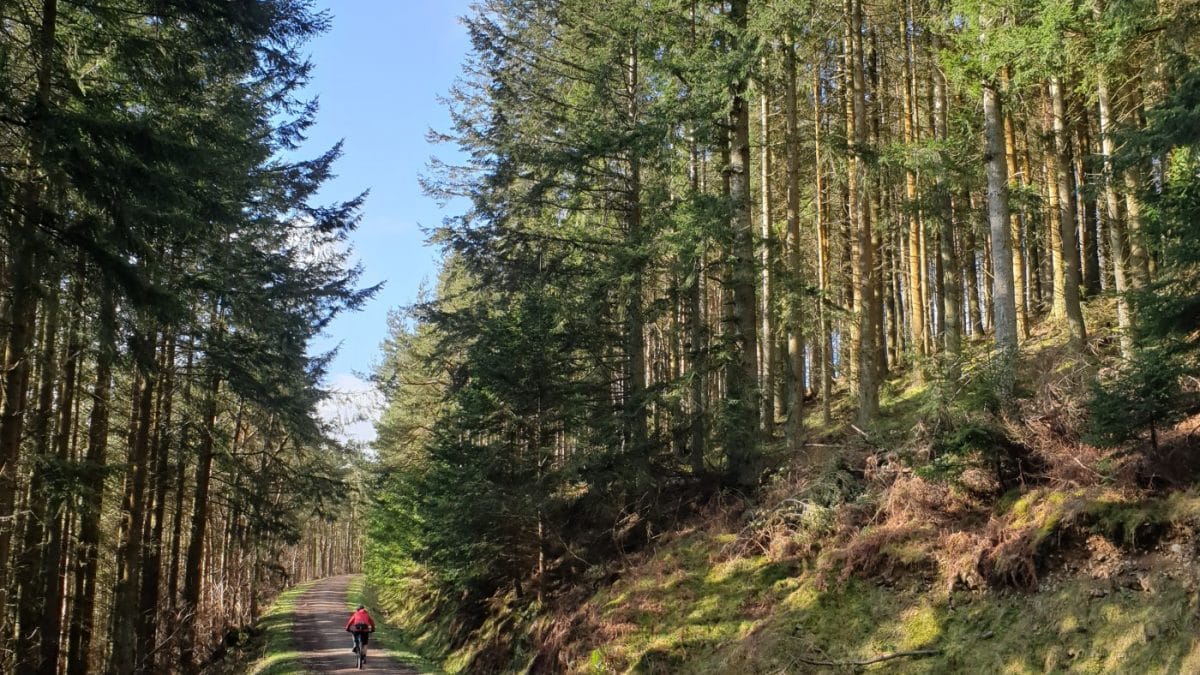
[897,604,941,650]
[558,520,1200,675]
[1085,500,1168,547]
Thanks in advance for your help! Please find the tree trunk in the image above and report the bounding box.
[814,70,833,426]
[1076,115,1102,296]
[623,44,648,459]
[109,330,158,675]
[0,0,58,637]
[139,332,176,671]
[983,81,1019,365]
[67,282,115,675]
[180,367,221,674]
[39,275,84,672]
[846,0,879,425]
[723,0,761,484]
[1096,71,1133,357]
[1049,76,1087,348]
[932,43,961,374]
[902,4,927,364]
[14,279,59,675]
[783,40,805,452]
[759,77,778,436]
[686,122,706,476]
[1001,69,1029,337]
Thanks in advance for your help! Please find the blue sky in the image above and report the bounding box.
[303,1,473,441]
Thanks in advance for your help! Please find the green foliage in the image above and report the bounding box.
[1087,348,1187,449]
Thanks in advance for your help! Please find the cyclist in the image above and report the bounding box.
[345,604,376,654]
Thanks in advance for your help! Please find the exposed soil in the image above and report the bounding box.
[291,575,419,674]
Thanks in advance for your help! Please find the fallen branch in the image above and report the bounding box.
[796,648,941,668]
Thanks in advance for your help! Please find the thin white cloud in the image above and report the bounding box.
[319,372,383,446]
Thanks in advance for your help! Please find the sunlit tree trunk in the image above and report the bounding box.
[1049,76,1087,348]
[983,80,1019,367]
[1096,69,1133,357]
[845,0,879,425]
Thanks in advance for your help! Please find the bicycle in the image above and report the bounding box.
[350,625,373,669]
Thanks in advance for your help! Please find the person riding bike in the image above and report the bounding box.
[345,604,376,653]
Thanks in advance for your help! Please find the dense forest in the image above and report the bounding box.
[5,0,1200,671]
[0,1,371,673]
[365,0,1200,669]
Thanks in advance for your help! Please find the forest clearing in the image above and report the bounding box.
[1,0,1199,673]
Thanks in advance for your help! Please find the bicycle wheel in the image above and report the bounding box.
[358,640,367,669]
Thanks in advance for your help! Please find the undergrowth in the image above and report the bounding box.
[371,324,1200,673]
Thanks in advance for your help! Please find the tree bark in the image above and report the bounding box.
[67,282,115,675]
[759,76,778,436]
[846,0,879,425]
[783,39,805,452]
[180,366,221,674]
[1001,69,1029,337]
[1049,76,1087,348]
[109,329,158,675]
[1096,71,1133,357]
[14,279,59,675]
[0,0,57,640]
[723,0,761,484]
[983,81,1019,364]
[901,3,926,363]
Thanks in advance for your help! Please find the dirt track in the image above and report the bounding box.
[290,575,419,673]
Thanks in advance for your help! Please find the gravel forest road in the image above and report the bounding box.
[290,575,420,674]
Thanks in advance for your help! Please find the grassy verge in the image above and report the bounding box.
[243,581,315,675]
[347,575,444,673]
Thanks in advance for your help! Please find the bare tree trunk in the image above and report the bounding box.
[1096,70,1133,357]
[1049,76,1087,348]
[932,41,961,374]
[180,366,221,674]
[1076,113,1102,297]
[686,128,707,476]
[724,0,761,484]
[846,0,879,425]
[14,280,59,675]
[67,282,115,675]
[759,77,778,436]
[1001,69,1029,337]
[139,332,176,671]
[962,224,984,336]
[167,340,196,620]
[39,276,84,672]
[623,44,648,458]
[901,3,926,364]
[783,40,805,452]
[0,0,57,639]
[109,329,158,675]
[1121,79,1151,288]
[814,70,833,426]
[983,81,1019,366]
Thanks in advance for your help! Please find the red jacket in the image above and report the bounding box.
[345,608,375,631]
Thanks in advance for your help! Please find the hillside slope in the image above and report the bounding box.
[368,330,1200,673]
